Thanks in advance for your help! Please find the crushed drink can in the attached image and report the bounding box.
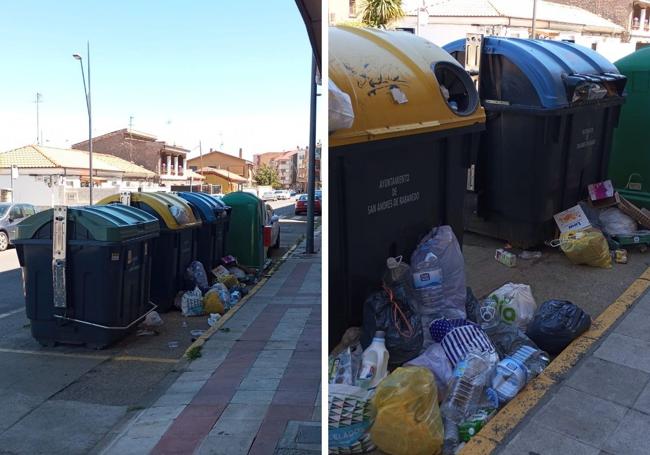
[495,249,517,267]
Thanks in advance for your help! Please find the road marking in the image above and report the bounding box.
[113,355,177,364]
[0,347,179,364]
[0,308,24,320]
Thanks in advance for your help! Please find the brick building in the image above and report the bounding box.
[186,149,254,187]
[73,128,198,186]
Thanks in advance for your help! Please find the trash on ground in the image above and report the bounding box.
[371,367,443,455]
[614,249,628,264]
[186,260,209,292]
[358,331,389,389]
[518,250,542,260]
[555,228,612,268]
[328,340,363,386]
[328,384,375,453]
[203,288,225,315]
[406,342,453,399]
[227,266,247,280]
[220,255,237,267]
[167,341,179,348]
[599,207,637,236]
[494,248,517,267]
[181,287,204,316]
[588,180,617,208]
[136,329,157,336]
[553,204,591,233]
[190,329,204,337]
[526,299,591,355]
[486,283,537,330]
[143,310,163,327]
[207,313,222,327]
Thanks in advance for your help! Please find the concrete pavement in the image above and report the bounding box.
[100,230,322,455]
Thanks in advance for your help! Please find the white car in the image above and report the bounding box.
[274,190,291,200]
[261,191,277,201]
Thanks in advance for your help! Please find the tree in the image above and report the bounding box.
[254,164,281,189]
[360,0,405,28]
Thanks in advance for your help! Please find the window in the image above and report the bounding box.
[396,27,415,34]
[349,0,356,16]
[9,206,23,220]
[592,42,598,50]
[21,205,35,216]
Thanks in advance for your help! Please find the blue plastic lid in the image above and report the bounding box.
[177,192,223,222]
[444,37,624,109]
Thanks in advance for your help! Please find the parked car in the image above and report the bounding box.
[0,203,37,251]
[294,194,322,216]
[265,204,281,251]
[261,191,277,201]
[273,190,291,200]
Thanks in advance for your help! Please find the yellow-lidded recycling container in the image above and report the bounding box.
[98,192,202,312]
[329,26,486,348]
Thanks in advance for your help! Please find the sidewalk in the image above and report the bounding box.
[101,232,321,455]
[493,284,650,455]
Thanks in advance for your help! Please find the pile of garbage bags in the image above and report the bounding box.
[176,261,251,320]
[328,226,593,455]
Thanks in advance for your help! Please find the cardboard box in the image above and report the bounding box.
[553,205,591,233]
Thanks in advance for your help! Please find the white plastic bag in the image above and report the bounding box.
[329,79,354,132]
[144,310,163,327]
[410,226,466,319]
[181,287,204,317]
[487,283,536,330]
[405,343,453,399]
[599,207,637,236]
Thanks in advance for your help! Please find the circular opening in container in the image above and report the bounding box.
[432,61,479,116]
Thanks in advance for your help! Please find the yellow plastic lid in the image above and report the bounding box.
[330,26,485,147]
[97,192,202,230]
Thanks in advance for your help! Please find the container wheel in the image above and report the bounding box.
[273,230,281,249]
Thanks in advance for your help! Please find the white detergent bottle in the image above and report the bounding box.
[358,331,389,389]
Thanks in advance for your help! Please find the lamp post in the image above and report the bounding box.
[73,42,93,205]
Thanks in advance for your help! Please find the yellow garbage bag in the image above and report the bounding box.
[370,367,443,455]
[203,289,225,315]
[559,228,612,268]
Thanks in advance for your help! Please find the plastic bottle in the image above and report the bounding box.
[384,256,416,310]
[357,331,389,389]
[442,416,459,455]
[412,252,444,314]
[491,346,549,403]
[441,351,493,424]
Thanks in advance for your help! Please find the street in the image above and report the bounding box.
[0,198,319,454]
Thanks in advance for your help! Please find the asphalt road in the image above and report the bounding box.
[0,198,319,454]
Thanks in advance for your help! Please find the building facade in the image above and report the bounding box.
[187,149,254,187]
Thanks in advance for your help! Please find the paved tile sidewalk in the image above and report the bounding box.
[495,289,650,455]
[101,232,321,455]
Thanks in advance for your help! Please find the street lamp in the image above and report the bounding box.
[73,42,93,204]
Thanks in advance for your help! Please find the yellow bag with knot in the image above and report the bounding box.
[370,366,443,455]
[558,228,611,268]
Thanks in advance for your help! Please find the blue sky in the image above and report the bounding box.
[0,1,321,160]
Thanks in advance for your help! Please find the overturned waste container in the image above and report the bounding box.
[329,26,486,348]
[444,37,627,248]
[98,192,202,312]
[610,47,650,209]
[222,191,266,269]
[14,204,159,348]
[177,192,230,270]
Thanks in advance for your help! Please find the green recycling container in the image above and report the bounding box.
[98,192,202,312]
[610,47,650,209]
[13,205,160,349]
[222,191,265,269]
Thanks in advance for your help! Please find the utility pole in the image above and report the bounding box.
[129,115,134,130]
[306,55,318,254]
[35,93,43,145]
[531,0,538,38]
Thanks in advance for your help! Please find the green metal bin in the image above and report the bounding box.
[610,47,650,208]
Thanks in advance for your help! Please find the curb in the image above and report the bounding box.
[182,237,305,359]
[460,266,650,454]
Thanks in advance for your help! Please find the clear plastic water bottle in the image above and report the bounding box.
[412,252,444,314]
[491,346,549,403]
[383,256,416,309]
[441,351,493,424]
[442,416,459,455]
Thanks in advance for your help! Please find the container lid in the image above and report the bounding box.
[177,192,225,222]
[97,192,202,230]
[16,204,160,242]
[444,37,625,109]
[330,26,485,147]
[615,46,650,73]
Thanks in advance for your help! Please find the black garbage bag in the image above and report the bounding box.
[361,286,423,367]
[526,300,591,355]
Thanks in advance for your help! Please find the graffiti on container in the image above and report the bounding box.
[576,127,596,150]
[343,63,408,97]
[368,172,420,215]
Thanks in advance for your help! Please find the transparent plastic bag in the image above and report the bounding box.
[556,228,612,268]
[329,384,375,454]
[186,261,209,292]
[329,79,354,132]
[371,367,444,455]
[181,287,204,316]
[487,283,537,330]
[599,207,637,236]
[406,343,453,399]
[411,226,466,319]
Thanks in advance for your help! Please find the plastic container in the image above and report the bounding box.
[358,331,389,389]
[97,192,202,312]
[14,205,160,348]
[412,252,444,313]
[445,37,627,248]
[177,192,230,270]
[329,26,486,348]
[441,352,493,423]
